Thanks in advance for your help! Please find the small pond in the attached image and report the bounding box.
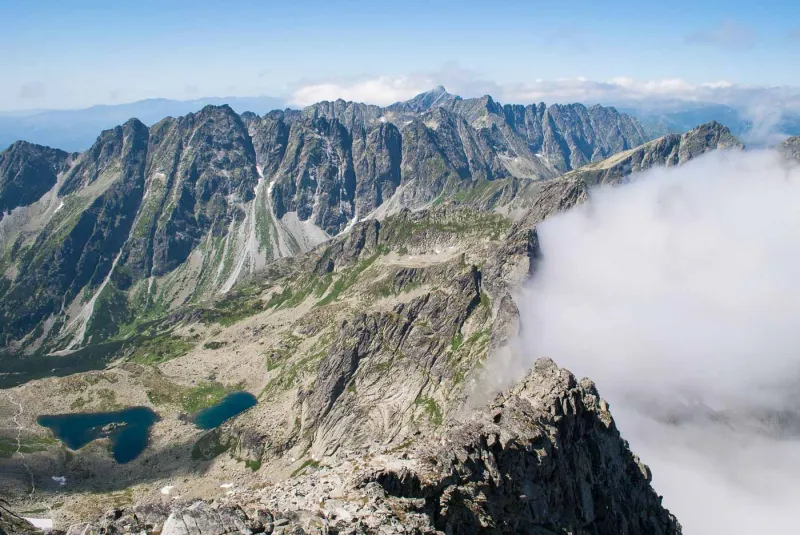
[193,391,257,430]
[37,406,159,464]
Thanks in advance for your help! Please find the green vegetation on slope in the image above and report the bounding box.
[148,380,237,413]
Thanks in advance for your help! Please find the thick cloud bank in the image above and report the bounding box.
[516,150,800,533]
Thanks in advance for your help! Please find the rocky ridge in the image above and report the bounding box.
[559,121,744,187]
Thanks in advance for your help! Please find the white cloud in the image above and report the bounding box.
[507,149,800,533]
[289,76,432,107]
[288,68,800,114]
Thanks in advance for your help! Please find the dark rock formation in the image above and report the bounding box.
[385,358,681,534]
[0,141,72,219]
[563,121,744,187]
[0,502,41,535]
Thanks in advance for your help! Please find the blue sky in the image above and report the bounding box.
[2,0,800,110]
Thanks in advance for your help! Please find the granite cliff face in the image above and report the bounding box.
[304,87,648,186]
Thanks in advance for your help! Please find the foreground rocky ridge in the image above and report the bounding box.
[64,360,681,535]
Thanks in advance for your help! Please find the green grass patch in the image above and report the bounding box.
[244,458,262,472]
[451,331,464,351]
[383,208,511,244]
[316,253,380,306]
[266,286,293,308]
[191,430,232,461]
[262,346,326,397]
[372,360,393,374]
[291,458,321,478]
[0,435,57,458]
[148,380,236,413]
[129,334,194,365]
[388,438,414,453]
[179,381,234,413]
[415,395,444,426]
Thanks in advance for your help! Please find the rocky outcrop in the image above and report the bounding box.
[122,104,260,278]
[0,106,310,349]
[0,502,41,535]
[562,121,744,187]
[64,502,256,535]
[67,360,680,534]
[396,358,681,534]
[270,116,356,232]
[443,97,648,174]
[0,141,73,220]
[303,265,485,456]
[778,135,800,162]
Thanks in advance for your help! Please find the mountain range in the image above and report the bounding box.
[0,87,654,354]
[5,90,799,155]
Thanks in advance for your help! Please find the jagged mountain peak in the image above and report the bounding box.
[388,85,460,113]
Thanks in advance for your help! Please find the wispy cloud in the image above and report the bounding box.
[17,81,46,100]
[684,19,756,48]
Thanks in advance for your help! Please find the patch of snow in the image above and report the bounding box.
[160,485,174,495]
[339,210,360,236]
[220,483,234,489]
[51,476,66,486]
[23,518,53,531]
[53,200,64,214]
